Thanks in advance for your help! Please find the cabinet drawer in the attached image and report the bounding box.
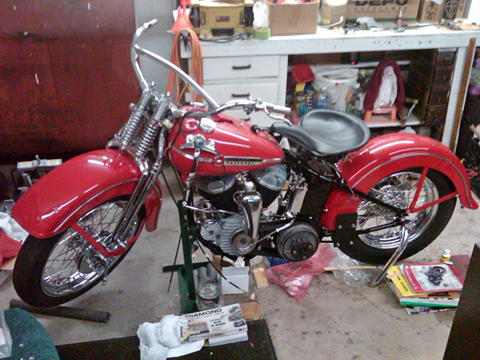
[435,51,456,67]
[203,56,280,81]
[428,88,450,106]
[432,66,453,84]
[204,82,279,104]
[424,105,447,126]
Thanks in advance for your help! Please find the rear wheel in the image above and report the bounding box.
[333,168,456,264]
[13,196,144,308]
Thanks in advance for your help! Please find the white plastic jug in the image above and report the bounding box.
[312,69,358,111]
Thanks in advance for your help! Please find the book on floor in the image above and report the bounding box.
[403,305,456,315]
[385,266,460,310]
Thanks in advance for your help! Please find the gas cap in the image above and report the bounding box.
[199,118,216,133]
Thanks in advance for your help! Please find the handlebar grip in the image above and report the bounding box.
[144,19,158,29]
[266,103,291,115]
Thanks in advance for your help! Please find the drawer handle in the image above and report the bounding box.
[231,93,250,98]
[232,65,252,70]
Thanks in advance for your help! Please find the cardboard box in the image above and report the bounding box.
[346,0,421,21]
[418,0,445,23]
[221,266,250,295]
[443,0,468,20]
[265,0,320,36]
[321,1,347,25]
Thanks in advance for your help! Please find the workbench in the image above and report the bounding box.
[194,25,480,150]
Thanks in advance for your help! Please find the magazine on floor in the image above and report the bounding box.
[400,262,464,293]
[181,304,247,342]
[385,266,460,311]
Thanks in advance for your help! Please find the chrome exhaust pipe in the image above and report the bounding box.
[241,192,263,241]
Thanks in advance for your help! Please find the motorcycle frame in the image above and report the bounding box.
[286,153,408,234]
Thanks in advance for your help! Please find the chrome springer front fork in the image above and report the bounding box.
[108,90,170,249]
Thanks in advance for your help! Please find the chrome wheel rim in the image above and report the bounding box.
[41,200,138,297]
[356,171,439,250]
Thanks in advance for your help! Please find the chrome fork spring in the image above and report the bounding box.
[121,87,154,147]
[135,96,169,158]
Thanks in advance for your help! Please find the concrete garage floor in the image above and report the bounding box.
[1,164,479,360]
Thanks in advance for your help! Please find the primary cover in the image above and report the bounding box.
[401,262,464,293]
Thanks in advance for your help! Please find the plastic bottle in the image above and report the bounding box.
[315,87,332,109]
[396,9,403,26]
[441,249,451,263]
[347,83,364,117]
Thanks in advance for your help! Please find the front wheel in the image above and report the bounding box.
[333,168,456,264]
[13,196,144,308]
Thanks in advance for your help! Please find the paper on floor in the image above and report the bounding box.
[137,315,204,360]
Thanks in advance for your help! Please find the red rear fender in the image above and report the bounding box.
[320,133,477,230]
[11,149,162,238]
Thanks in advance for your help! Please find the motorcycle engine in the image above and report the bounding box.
[250,164,287,207]
[196,164,287,211]
[196,174,238,212]
[194,164,287,256]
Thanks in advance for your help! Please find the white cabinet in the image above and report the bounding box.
[201,55,288,127]
[198,28,480,149]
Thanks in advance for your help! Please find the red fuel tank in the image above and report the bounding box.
[168,109,284,177]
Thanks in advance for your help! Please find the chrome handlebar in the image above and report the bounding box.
[182,99,292,125]
[131,20,292,125]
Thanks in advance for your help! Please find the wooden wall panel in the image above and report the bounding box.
[0,0,138,164]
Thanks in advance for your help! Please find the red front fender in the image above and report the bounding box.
[320,133,478,231]
[11,149,162,238]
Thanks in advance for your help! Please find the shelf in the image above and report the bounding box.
[365,113,422,128]
[200,26,480,58]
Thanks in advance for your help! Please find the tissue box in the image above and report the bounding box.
[265,0,320,36]
[221,266,250,295]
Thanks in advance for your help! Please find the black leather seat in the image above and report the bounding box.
[272,109,370,157]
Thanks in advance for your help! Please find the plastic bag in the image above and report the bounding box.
[373,66,397,109]
[253,1,269,29]
[0,311,12,359]
[0,212,28,242]
[264,244,336,301]
[330,248,372,287]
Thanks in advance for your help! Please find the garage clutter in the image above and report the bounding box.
[0,213,27,268]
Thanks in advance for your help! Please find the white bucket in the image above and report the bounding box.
[312,68,358,111]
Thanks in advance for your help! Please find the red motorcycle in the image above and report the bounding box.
[11,20,477,308]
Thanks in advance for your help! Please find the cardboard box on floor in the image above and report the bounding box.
[346,0,420,21]
[265,0,320,36]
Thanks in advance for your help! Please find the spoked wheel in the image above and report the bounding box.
[13,196,144,308]
[333,168,456,264]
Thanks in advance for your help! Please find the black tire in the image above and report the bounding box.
[13,196,144,308]
[333,168,456,264]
